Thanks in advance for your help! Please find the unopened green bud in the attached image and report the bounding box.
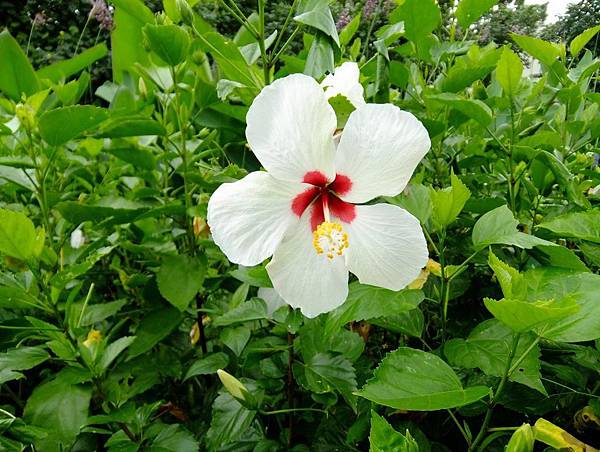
[506,423,534,452]
[15,103,35,131]
[178,0,195,26]
[217,369,248,402]
[138,77,148,98]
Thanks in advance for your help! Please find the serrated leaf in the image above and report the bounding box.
[445,320,546,394]
[357,348,490,410]
[496,46,523,96]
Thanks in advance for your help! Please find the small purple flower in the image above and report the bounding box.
[336,6,352,31]
[363,0,378,19]
[593,153,599,168]
[91,0,113,30]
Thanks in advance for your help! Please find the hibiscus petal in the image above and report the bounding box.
[344,203,428,291]
[266,214,349,318]
[207,171,306,266]
[335,104,431,203]
[257,287,287,316]
[321,61,366,108]
[246,74,337,183]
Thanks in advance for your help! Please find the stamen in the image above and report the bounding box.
[312,222,349,260]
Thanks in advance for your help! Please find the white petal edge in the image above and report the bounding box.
[257,287,288,317]
[207,171,306,267]
[266,213,349,318]
[344,203,428,291]
[335,104,431,203]
[321,61,366,108]
[246,74,337,183]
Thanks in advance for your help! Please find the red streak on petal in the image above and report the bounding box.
[310,200,325,231]
[330,196,356,224]
[303,170,329,187]
[291,187,320,217]
[329,173,352,196]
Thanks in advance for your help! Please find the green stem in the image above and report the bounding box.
[74,11,93,55]
[447,409,471,447]
[270,26,301,68]
[257,0,270,84]
[271,0,300,56]
[469,334,521,451]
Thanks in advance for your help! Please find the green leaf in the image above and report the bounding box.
[445,320,546,394]
[98,336,136,373]
[230,266,272,287]
[442,44,501,92]
[128,306,182,359]
[427,93,492,126]
[0,346,49,385]
[472,205,549,250]
[79,299,127,326]
[39,106,109,146]
[111,0,153,81]
[518,268,600,343]
[300,352,357,409]
[325,283,423,334]
[143,24,190,66]
[339,12,361,47]
[496,46,523,96]
[483,297,579,334]
[0,30,39,100]
[534,151,590,209]
[213,298,268,326]
[456,0,499,29]
[328,94,356,129]
[394,0,441,43]
[304,32,335,79]
[538,210,600,243]
[357,347,490,410]
[149,424,199,451]
[157,254,207,311]
[37,44,108,83]
[220,326,250,357]
[431,172,472,227]
[23,379,91,452]
[369,411,418,452]
[294,0,340,46]
[0,208,44,261]
[387,183,432,224]
[98,118,166,138]
[511,33,563,67]
[206,388,260,451]
[196,32,262,90]
[533,418,593,450]
[570,24,600,57]
[184,352,230,381]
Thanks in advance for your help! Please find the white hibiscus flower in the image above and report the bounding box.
[207,73,431,318]
[321,61,366,108]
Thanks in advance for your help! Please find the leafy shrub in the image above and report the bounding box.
[0,0,600,451]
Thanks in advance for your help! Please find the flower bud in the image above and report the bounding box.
[178,0,195,26]
[15,103,35,132]
[138,77,148,99]
[83,329,102,348]
[217,369,248,401]
[506,423,534,452]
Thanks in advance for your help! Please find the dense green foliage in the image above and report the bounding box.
[1,0,600,451]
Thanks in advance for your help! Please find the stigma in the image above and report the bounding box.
[312,221,349,259]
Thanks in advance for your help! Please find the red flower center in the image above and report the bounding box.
[291,171,356,231]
